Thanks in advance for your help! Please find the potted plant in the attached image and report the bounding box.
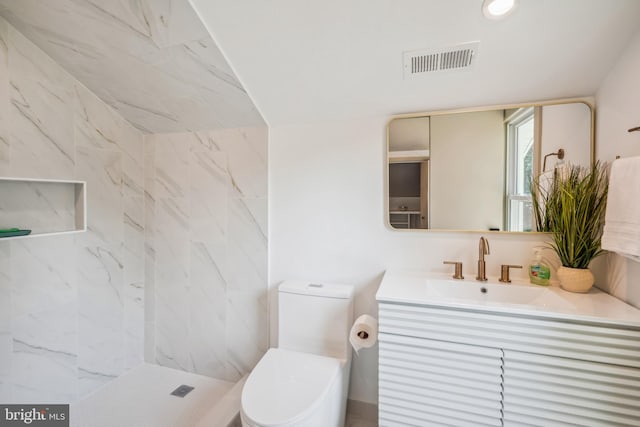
[531,162,609,293]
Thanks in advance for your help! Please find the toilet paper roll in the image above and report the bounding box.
[349,314,378,354]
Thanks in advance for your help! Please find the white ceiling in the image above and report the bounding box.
[0,0,265,133]
[190,0,640,126]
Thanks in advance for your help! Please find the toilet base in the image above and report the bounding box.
[240,358,350,427]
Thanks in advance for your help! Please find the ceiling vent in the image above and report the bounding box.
[403,42,479,79]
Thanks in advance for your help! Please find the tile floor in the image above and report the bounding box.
[345,413,378,427]
[345,399,378,427]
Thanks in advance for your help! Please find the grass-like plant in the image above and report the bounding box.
[531,162,609,269]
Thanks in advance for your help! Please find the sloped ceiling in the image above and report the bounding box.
[0,0,265,133]
[190,0,640,126]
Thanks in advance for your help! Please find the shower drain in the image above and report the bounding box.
[171,384,195,398]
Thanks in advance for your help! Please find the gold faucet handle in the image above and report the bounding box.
[499,264,523,283]
[443,261,464,280]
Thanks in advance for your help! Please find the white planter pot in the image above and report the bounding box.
[557,266,595,293]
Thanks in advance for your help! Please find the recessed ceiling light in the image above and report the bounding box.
[482,0,517,19]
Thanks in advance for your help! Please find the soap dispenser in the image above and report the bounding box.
[529,248,551,286]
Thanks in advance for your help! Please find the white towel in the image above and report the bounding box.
[602,157,640,262]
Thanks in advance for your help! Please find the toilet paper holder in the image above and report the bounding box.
[350,314,378,354]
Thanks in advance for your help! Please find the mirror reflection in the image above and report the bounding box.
[387,101,593,232]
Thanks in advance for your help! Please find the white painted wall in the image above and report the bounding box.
[430,111,505,230]
[540,103,592,170]
[594,29,640,309]
[388,117,429,152]
[269,117,552,403]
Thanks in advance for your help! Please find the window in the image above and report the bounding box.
[506,108,534,232]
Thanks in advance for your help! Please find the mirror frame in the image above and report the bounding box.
[384,98,595,234]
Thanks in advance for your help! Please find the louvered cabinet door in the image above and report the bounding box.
[503,350,640,427]
[378,333,504,427]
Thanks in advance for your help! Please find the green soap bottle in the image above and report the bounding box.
[529,249,551,286]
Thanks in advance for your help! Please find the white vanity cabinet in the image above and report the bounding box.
[502,350,640,426]
[377,301,640,427]
[379,332,503,426]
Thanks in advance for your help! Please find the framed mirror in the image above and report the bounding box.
[386,99,594,232]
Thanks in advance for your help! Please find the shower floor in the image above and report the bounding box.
[71,364,239,427]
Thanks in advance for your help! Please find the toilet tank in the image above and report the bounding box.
[278,281,354,360]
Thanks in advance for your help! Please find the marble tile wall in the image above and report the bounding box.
[144,127,268,382]
[0,0,266,134]
[0,17,145,403]
[0,8,267,404]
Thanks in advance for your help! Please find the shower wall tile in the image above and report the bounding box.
[124,197,145,287]
[212,127,268,199]
[0,11,264,405]
[0,0,266,134]
[224,195,268,381]
[242,197,268,239]
[121,123,145,198]
[11,237,77,319]
[0,19,9,176]
[75,83,123,152]
[7,26,75,180]
[155,285,189,372]
[188,240,227,378]
[143,139,156,364]
[146,127,268,381]
[154,231,190,371]
[10,236,78,403]
[0,242,10,330]
[0,332,10,402]
[77,243,125,395]
[155,197,190,237]
[154,133,190,199]
[227,196,268,291]
[0,242,10,402]
[225,289,268,382]
[11,334,77,404]
[124,195,145,369]
[141,0,209,49]
[190,149,228,242]
[0,17,145,403]
[75,147,123,247]
[189,131,222,152]
[74,81,145,198]
[124,278,145,370]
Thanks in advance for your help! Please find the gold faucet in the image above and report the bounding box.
[476,236,490,281]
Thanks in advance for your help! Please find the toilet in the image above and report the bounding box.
[240,280,354,427]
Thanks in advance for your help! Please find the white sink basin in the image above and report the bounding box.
[376,270,640,326]
[424,278,569,309]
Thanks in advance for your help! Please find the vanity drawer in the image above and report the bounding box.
[379,302,640,368]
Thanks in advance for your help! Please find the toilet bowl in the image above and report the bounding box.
[240,281,354,427]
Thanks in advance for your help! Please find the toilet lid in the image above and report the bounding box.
[241,348,341,427]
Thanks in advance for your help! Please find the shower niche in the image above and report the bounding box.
[0,177,87,240]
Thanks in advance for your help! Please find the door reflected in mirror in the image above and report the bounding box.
[387,101,593,232]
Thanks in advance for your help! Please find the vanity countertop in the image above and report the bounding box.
[376,270,640,328]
